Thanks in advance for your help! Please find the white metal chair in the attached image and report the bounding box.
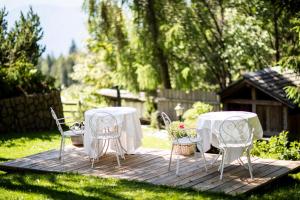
[161,112,207,175]
[217,116,254,180]
[50,107,84,161]
[89,111,125,168]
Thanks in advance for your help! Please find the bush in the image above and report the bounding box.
[0,60,55,99]
[182,102,213,127]
[251,131,300,160]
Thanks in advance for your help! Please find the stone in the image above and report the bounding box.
[17,112,24,118]
[17,104,24,111]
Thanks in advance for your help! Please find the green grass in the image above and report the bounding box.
[141,126,171,150]
[0,131,67,163]
[0,129,300,199]
[0,172,234,200]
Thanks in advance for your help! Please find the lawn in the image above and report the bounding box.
[0,129,300,200]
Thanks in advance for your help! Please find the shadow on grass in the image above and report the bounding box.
[0,172,236,200]
[0,157,12,162]
[0,131,60,145]
[242,168,300,200]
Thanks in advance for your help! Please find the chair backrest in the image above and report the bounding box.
[218,116,253,147]
[89,111,120,139]
[50,107,64,135]
[161,112,172,130]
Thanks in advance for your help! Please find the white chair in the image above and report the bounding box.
[217,116,254,180]
[89,111,125,168]
[50,107,84,161]
[161,112,207,175]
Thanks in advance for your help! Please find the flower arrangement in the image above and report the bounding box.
[167,121,196,139]
[167,121,197,155]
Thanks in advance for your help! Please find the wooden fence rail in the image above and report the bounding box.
[157,89,220,120]
[63,89,221,122]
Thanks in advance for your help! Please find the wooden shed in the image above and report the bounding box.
[220,67,300,137]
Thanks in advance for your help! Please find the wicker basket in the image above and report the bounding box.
[174,144,195,156]
[71,135,84,147]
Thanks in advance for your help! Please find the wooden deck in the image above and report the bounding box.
[1,147,300,195]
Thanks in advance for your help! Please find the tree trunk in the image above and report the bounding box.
[146,0,171,89]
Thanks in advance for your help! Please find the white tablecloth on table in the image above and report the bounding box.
[84,107,143,158]
[196,111,263,164]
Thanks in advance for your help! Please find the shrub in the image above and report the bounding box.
[0,60,55,98]
[251,131,300,160]
[182,102,213,127]
[150,111,160,129]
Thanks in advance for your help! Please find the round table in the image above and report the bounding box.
[84,107,143,157]
[196,111,263,163]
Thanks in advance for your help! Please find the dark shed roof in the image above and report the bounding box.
[221,67,300,108]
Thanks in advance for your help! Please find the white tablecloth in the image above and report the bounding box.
[196,111,263,163]
[84,107,143,157]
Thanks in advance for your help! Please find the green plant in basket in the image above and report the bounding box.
[167,121,196,139]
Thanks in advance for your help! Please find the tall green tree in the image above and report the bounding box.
[237,0,300,62]
[0,8,9,67]
[83,0,297,91]
[7,7,45,66]
[0,7,53,98]
[279,17,300,106]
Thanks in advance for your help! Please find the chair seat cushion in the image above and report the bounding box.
[173,137,202,145]
[64,130,84,136]
[219,142,252,148]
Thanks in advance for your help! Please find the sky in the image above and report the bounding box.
[1,0,89,57]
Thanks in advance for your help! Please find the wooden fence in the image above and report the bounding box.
[157,89,220,120]
[63,89,220,122]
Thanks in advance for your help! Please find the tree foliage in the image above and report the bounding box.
[279,17,300,106]
[81,0,299,92]
[0,7,54,99]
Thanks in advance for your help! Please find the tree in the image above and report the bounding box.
[180,0,274,89]
[237,0,300,62]
[279,17,300,106]
[7,7,45,66]
[0,8,9,67]
[83,0,299,91]
[69,39,78,54]
[0,7,53,98]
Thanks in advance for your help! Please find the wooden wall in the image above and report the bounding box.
[157,89,220,120]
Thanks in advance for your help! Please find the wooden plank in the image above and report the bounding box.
[1,147,300,195]
[150,154,218,186]
[203,157,277,193]
[175,157,257,189]
[226,160,300,195]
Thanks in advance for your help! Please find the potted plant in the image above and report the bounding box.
[69,122,84,147]
[167,121,197,156]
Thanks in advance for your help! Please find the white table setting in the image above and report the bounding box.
[84,107,143,158]
[196,111,263,164]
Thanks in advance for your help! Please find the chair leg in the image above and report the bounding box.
[114,140,121,167]
[59,136,64,160]
[176,154,180,175]
[247,149,253,179]
[168,144,174,171]
[211,151,221,166]
[116,139,125,159]
[220,150,226,180]
[91,139,98,168]
[198,144,207,172]
[118,138,127,155]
